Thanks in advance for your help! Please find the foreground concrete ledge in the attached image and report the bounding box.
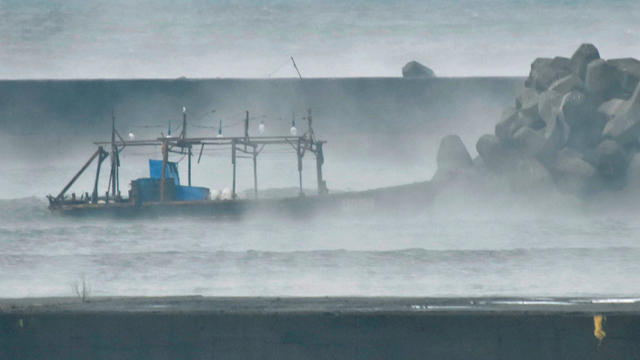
[1,297,639,360]
[2,296,640,314]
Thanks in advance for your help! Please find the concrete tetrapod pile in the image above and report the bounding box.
[434,44,640,196]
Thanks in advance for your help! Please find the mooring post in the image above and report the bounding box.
[252,145,258,199]
[315,142,326,194]
[160,140,168,202]
[232,138,237,198]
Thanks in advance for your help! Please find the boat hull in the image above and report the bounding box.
[48,182,434,218]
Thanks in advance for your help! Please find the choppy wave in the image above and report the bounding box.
[5,201,638,297]
[2,195,640,298]
[2,246,640,298]
[0,197,52,223]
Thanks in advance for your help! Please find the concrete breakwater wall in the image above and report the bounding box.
[0,77,523,136]
[1,297,639,360]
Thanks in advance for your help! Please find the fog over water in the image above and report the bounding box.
[2,0,640,299]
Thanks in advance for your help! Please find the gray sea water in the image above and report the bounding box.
[3,194,640,298]
[2,0,640,299]
[1,0,639,78]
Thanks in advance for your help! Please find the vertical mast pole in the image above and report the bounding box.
[110,110,117,198]
[182,107,187,140]
[188,147,192,186]
[244,111,249,139]
[307,108,313,143]
[252,145,258,199]
[183,106,191,186]
[244,110,249,152]
[316,142,325,195]
[297,138,303,195]
[231,138,237,198]
[116,153,120,197]
[160,140,168,202]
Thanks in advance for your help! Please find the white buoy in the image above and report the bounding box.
[290,126,297,136]
[259,121,265,135]
[128,131,135,140]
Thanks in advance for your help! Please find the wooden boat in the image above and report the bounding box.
[47,108,340,217]
[48,108,435,217]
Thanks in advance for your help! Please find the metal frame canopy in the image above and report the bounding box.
[48,109,328,206]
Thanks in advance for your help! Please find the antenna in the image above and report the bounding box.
[290,56,302,79]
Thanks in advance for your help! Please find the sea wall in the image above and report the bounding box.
[0,77,523,136]
[1,297,638,360]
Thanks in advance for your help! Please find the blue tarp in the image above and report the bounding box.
[149,160,180,185]
[175,186,210,201]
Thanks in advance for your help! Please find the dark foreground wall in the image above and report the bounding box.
[1,297,639,360]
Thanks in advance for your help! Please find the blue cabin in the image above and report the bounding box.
[132,160,210,202]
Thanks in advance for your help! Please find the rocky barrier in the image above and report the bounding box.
[434,44,640,196]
